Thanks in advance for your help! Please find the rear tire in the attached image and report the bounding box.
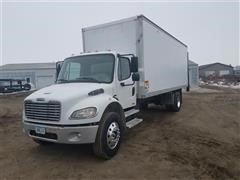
[93,112,123,159]
[167,91,182,112]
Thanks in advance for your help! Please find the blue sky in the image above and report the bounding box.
[1,1,239,66]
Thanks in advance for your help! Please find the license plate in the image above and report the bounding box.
[35,126,46,135]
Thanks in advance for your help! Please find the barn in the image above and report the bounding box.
[199,62,234,78]
[0,63,56,89]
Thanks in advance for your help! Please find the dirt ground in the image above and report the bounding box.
[0,86,239,180]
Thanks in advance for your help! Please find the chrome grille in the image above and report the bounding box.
[25,100,61,121]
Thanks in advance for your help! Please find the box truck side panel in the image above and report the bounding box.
[142,19,188,97]
[83,20,138,55]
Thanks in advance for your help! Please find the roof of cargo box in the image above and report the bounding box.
[82,15,187,48]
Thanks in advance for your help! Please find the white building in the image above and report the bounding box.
[0,63,56,89]
[188,60,199,88]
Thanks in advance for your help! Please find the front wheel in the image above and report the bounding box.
[93,112,123,159]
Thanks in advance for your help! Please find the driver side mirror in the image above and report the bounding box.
[132,73,140,81]
[130,57,138,73]
[56,61,63,79]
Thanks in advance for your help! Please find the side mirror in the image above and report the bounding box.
[132,73,140,81]
[130,57,138,73]
[56,61,63,79]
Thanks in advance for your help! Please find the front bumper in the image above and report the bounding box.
[23,121,99,144]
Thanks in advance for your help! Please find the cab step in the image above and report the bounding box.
[126,118,143,128]
[124,109,139,118]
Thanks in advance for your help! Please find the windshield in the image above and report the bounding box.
[57,54,115,84]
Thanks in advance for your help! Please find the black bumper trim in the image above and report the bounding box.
[24,120,98,127]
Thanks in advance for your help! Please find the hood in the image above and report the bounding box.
[26,83,113,102]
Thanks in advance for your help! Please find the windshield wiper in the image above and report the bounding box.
[57,79,68,83]
[57,77,103,84]
[75,77,101,83]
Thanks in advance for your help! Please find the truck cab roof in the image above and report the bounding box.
[66,51,117,60]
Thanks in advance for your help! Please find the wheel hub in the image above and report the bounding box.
[107,122,120,150]
[177,96,181,108]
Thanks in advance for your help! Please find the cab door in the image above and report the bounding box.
[116,57,136,109]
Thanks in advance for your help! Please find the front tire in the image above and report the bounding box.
[93,112,123,159]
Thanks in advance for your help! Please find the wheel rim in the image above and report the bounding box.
[107,121,120,150]
[177,96,181,108]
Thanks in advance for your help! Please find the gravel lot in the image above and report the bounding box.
[0,87,239,180]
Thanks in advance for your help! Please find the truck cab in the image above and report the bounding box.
[23,51,140,159]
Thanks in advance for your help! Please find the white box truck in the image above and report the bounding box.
[23,15,188,159]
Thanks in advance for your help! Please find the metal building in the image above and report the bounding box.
[199,62,234,78]
[188,60,199,88]
[234,66,240,76]
[0,63,56,89]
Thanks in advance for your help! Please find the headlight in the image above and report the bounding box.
[70,107,97,119]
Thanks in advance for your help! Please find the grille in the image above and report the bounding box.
[25,100,61,121]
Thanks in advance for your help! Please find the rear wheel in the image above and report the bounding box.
[93,112,123,159]
[167,90,182,112]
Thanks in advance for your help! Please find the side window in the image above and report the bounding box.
[118,57,131,81]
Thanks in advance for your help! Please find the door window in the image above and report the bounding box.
[118,57,131,81]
